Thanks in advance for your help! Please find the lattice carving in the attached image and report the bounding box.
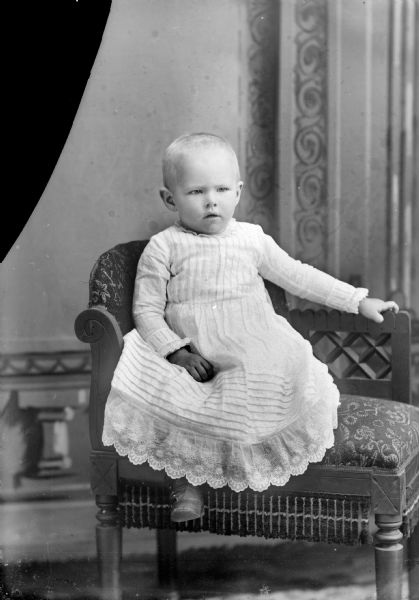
[309,330,392,380]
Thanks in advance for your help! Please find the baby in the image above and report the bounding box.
[102,133,398,522]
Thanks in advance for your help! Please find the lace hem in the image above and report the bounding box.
[102,372,339,493]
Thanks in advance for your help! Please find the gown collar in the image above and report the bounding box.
[174,218,237,237]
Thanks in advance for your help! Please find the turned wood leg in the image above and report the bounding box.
[96,495,122,600]
[156,528,178,587]
[407,523,419,600]
[375,514,403,600]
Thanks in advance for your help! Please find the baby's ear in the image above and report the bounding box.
[160,187,177,212]
[236,181,244,202]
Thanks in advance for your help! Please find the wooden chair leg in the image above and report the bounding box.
[156,528,178,587]
[96,494,122,600]
[375,514,403,600]
[407,523,419,600]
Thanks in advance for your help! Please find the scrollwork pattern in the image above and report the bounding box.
[294,0,328,267]
[246,0,278,235]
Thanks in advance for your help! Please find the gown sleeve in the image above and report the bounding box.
[257,229,368,313]
[132,235,191,358]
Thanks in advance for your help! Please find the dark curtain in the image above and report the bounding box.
[4,0,112,261]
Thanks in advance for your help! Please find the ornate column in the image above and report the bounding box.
[386,0,417,311]
[242,0,279,237]
[277,0,329,274]
[293,0,328,270]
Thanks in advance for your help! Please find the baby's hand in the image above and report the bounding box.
[358,298,399,323]
[167,347,214,382]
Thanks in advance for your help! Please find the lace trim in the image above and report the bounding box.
[103,370,339,492]
[161,337,192,359]
[350,288,369,314]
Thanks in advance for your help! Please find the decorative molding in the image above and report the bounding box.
[293,0,328,268]
[0,350,91,377]
[0,336,87,354]
[0,350,91,392]
[245,0,278,235]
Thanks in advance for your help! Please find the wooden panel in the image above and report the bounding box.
[371,472,406,514]
[75,306,123,450]
[118,460,167,487]
[90,451,118,496]
[336,379,392,399]
[279,465,372,497]
[391,329,412,404]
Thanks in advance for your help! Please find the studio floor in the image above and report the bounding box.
[0,481,413,600]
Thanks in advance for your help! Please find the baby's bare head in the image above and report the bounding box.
[162,133,240,191]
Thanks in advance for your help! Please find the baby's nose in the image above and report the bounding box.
[205,190,218,206]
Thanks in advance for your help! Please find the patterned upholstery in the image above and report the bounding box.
[323,395,419,470]
[117,393,419,544]
[89,240,149,335]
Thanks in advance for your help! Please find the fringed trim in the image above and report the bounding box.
[118,482,371,545]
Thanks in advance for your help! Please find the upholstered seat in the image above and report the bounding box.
[325,394,419,471]
[75,240,419,600]
[117,393,419,544]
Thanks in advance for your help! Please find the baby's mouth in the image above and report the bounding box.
[204,213,221,219]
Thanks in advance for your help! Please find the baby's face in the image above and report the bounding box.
[161,147,243,235]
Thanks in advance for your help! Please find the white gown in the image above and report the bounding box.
[102,219,368,492]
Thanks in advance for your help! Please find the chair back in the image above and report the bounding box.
[89,240,149,335]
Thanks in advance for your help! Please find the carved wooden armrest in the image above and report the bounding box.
[289,309,411,404]
[74,305,124,450]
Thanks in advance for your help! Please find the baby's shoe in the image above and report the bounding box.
[170,477,204,522]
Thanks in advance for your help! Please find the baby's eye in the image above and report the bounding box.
[188,189,203,195]
[217,186,230,193]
